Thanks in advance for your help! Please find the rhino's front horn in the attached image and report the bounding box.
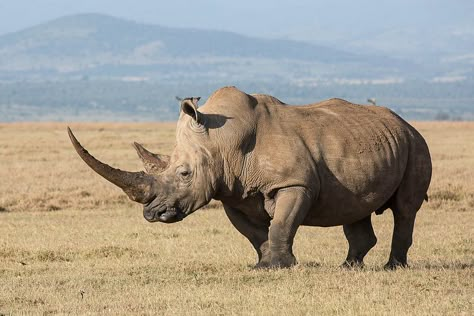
[67,127,156,204]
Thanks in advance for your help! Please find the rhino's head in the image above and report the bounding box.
[68,97,222,223]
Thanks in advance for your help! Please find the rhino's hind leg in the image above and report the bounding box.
[342,215,377,268]
[385,210,417,269]
[223,205,271,267]
[385,133,431,270]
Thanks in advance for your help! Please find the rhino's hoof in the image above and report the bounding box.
[254,261,271,270]
[384,260,409,270]
[341,260,365,269]
[269,254,297,269]
[253,257,297,269]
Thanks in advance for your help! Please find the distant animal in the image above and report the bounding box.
[68,86,432,269]
[367,98,377,106]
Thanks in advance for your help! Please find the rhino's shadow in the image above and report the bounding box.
[205,114,233,129]
[408,261,474,271]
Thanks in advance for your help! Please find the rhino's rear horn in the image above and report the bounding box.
[67,127,156,204]
[133,142,169,174]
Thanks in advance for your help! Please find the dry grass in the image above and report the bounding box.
[0,121,473,315]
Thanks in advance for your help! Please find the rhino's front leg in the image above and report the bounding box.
[223,205,271,266]
[266,187,313,268]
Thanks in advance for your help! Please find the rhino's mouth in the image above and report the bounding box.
[143,205,185,223]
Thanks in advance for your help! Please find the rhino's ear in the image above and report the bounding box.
[181,97,203,124]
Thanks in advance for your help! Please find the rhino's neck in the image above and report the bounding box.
[204,95,262,201]
[216,140,261,201]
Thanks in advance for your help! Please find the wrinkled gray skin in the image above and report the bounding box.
[69,86,432,269]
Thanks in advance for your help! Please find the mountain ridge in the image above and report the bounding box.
[0,13,417,81]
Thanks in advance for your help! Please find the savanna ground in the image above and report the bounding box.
[0,121,473,315]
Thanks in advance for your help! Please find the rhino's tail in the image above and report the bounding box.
[424,194,429,202]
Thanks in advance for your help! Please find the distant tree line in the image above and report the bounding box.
[0,79,473,121]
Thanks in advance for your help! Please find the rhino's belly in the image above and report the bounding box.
[303,156,405,227]
[303,202,379,227]
[303,186,394,227]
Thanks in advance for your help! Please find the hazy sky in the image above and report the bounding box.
[0,0,472,41]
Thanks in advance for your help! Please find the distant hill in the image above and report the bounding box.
[0,13,418,81]
[0,13,353,60]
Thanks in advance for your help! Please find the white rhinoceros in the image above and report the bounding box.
[68,86,432,269]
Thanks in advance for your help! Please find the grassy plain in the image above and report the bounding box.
[0,122,473,315]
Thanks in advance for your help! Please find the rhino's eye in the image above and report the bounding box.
[176,166,192,180]
[180,170,191,177]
